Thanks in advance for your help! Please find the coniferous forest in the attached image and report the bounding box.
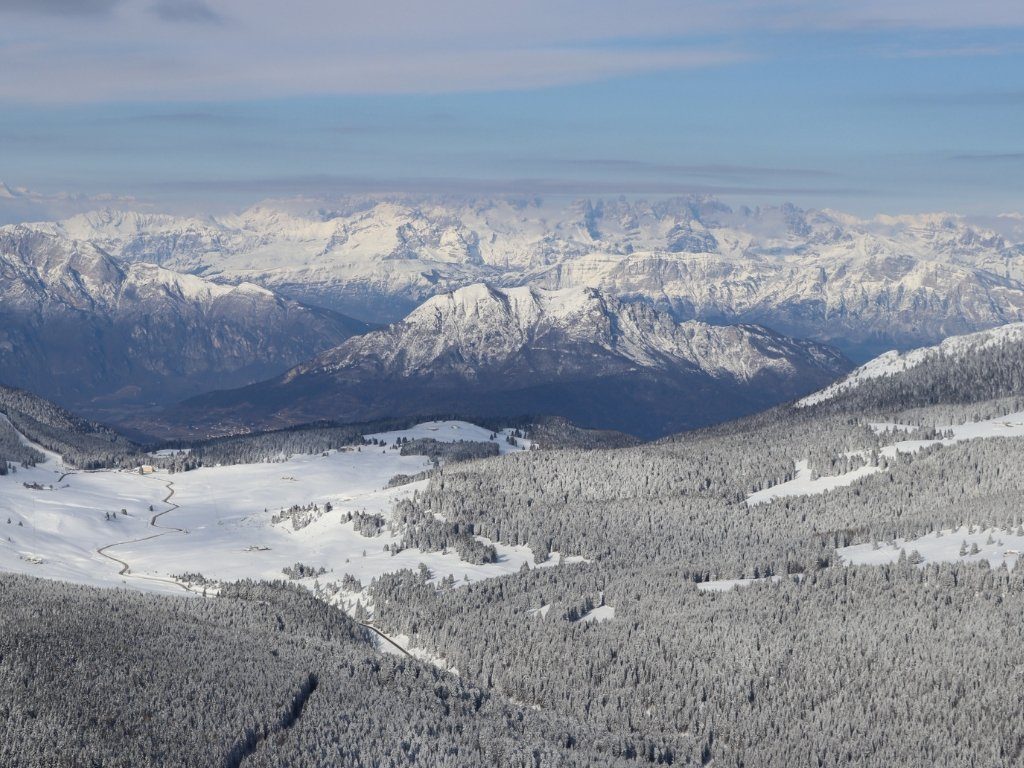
[6,338,1024,765]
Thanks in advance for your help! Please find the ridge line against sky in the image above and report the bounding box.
[0,0,1022,216]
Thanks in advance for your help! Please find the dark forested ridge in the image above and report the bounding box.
[0,381,632,474]
[812,335,1024,415]
[0,576,642,768]
[0,384,140,469]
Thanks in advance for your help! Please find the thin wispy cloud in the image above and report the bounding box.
[151,0,222,25]
[557,158,837,179]
[950,152,1024,162]
[2,1,1023,102]
[885,90,1024,106]
[140,173,866,200]
[892,44,1023,59]
[120,110,236,124]
[0,0,120,15]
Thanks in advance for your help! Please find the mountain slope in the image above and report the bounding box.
[30,198,1024,358]
[163,284,851,438]
[0,226,369,416]
[795,321,1024,412]
[0,384,140,468]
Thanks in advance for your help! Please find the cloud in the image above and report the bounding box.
[555,158,837,180]
[2,1,1023,103]
[875,89,1024,107]
[151,0,222,24]
[890,44,1023,59]
[950,152,1024,162]
[139,172,865,200]
[0,180,145,224]
[120,110,236,124]
[0,40,748,102]
[0,0,120,15]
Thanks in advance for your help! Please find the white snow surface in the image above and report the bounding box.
[696,575,787,592]
[377,633,460,675]
[365,420,532,453]
[0,420,557,605]
[747,410,1024,505]
[839,526,1024,571]
[797,322,1024,407]
[576,604,615,623]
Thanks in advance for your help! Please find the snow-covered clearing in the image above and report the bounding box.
[365,420,532,453]
[576,604,615,623]
[838,525,1024,571]
[149,447,190,457]
[373,631,460,675]
[747,410,1024,506]
[0,421,566,613]
[746,459,881,506]
[696,575,788,592]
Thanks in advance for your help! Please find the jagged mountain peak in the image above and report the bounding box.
[408,283,605,326]
[12,195,1024,357]
[168,283,852,439]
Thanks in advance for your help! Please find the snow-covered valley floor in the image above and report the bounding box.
[0,421,566,619]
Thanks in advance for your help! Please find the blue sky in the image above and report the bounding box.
[0,0,1022,217]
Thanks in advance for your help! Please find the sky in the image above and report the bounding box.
[0,0,1022,219]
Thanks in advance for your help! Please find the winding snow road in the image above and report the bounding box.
[95,477,194,594]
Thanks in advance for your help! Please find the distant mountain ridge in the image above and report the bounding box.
[26,197,1024,359]
[0,225,368,416]
[162,283,851,438]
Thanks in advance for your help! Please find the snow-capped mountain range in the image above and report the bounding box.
[161,283,850,438]
[0,226,367,416]
[6,194,1024,434]
[21,196,1024,359]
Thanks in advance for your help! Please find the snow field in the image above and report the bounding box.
[0,460,182,593]
[576,604,615,623]
[0,422,563,613]
[838,525,1024,571]
[365,420,532,453]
